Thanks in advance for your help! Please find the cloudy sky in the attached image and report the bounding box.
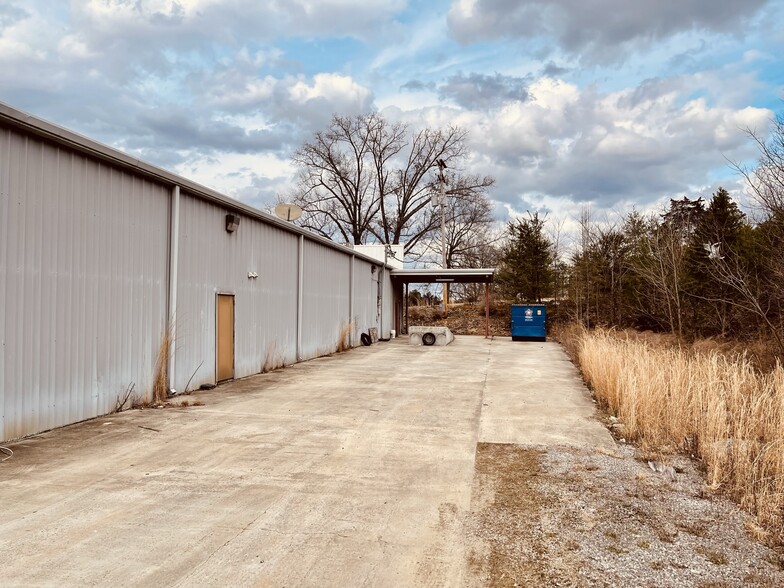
[2,0,783,229]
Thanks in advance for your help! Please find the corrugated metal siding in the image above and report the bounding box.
[173,195,299,390]
[1,107,402,441]
[351,258,378,342]
[381,268,395,338]
[300,241,351,359]
[0,127,170,441]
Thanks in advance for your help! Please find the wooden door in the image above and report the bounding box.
[216,294,235,382]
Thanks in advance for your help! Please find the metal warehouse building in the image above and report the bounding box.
[0,102,395,442]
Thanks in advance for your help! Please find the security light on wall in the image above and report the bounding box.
[225,213,240,233]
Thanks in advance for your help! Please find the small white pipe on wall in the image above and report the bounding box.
[167,184,180,391]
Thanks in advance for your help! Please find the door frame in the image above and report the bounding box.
[215,292,235,382]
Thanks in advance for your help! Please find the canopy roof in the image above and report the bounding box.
[389,268,495,284]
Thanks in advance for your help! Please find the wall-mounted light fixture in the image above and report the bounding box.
[248,272,259,279]
[225,213,240,233]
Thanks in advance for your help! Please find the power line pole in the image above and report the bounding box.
[436,159,448,316]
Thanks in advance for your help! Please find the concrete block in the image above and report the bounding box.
[408,326,454,346]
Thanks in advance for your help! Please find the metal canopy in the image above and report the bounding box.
[391,268,496,339]
[389,268,495,284]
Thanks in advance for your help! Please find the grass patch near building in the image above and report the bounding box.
[560,325,784,546]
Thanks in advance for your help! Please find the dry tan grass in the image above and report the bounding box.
[551,322,586,360]
[151,325,171,404]
[574,328,784,546]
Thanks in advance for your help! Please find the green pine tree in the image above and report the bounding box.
[683,188,745,336]
[497,212,555,303]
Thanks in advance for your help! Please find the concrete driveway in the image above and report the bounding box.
[0,336,612,587]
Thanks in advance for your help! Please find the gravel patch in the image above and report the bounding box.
[467,442,784,587]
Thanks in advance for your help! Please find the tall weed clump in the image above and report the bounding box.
[151,325,172,404]
[336,322,354,353]
[578,329,784,545]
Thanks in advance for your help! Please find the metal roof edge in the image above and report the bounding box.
[0,101,390,269]
[389,268,496,283]
[390,268,496,275]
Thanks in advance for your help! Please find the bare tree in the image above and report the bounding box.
[631,221,687,337]
[291,113,494,254]
[571,205,594,326]
[700,249,784,356]
[419,183,497,268]
[716,114,784,354]
[292,113,392,244]
[734,118,784,295]
[376,127,494,254]
[547,215,567,312]
[735,115,784,219]
[592,224,630,326]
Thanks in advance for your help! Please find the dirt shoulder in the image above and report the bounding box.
[408,302,513,337]
[465,442,784,587]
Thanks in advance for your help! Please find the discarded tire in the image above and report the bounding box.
[422,332,436,346]
[360,332,372,346]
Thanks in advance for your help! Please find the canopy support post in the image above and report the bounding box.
[485,283,490,339]
[405,282,409,335]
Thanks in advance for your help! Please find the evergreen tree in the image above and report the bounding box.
[662,196,705,238]
[683,188,745,336]
[497,212,555,302]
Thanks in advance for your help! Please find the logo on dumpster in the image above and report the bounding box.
[525,308,533,318]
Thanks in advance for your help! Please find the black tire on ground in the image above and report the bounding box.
[422,332,436,346]
[360,333,372,346]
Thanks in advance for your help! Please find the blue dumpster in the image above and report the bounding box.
[511,304,546,341]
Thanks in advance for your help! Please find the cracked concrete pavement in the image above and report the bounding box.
[0,336,612,587]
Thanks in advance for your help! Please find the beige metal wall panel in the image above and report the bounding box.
[0,127,170,441]
[300,241,352,359]
[173,195,299,390]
